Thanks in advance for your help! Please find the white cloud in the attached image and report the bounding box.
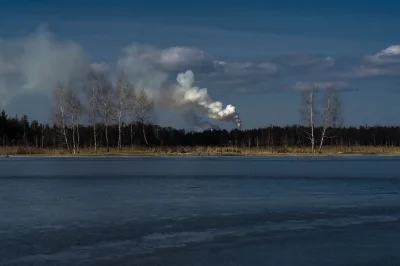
[213,60,278,76]
[293,81,349,91]
[116,42,279,96]
[90,62,109,73]
[159,47,206,67]
[274,55,335,68]
[138,46,209,70]
[365,45,400,64]
[139,45,279,79]
[338,65,399,78]
[117,43,169,96]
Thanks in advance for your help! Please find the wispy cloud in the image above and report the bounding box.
[293,81,350,91]
[116,42,281,95]
[337,65,400,79]
[272,55,334,68]
[90,62,109,73]
[365,45,400,64]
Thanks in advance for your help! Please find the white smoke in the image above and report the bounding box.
[0,25,91,107]
[116,44,243,129]
[0,27,243,129]
[116,43,168,99]
[175,70,242,128]
[183,111,220,132]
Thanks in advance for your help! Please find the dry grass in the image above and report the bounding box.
[1,145,400,157]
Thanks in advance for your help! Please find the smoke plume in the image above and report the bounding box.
[183,110,221,131]
[116,44,242,128]
[0,27,242,129]
[0,25,91,107]
[175,70,242,128]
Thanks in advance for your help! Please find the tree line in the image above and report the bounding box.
[0,72,399,153]
[1,111,400,151]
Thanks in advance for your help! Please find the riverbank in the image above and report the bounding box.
[1,146,400,157]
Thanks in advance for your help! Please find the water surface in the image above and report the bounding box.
[0,156,399,265]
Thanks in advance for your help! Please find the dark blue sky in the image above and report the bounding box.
[1,0,400,129]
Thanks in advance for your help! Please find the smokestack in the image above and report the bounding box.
[176,70,242,128]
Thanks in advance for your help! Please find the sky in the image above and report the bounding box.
[1,0,400,130]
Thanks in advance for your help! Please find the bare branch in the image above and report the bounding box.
[65,89,83,154]
[318,86,344,152]
[96,76,115,152]
[299,85,317,153]
[134,89,155,145]
[114,72,133,151]
[51,83,71,153]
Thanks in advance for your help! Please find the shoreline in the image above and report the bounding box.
[2,146,400,158]
[2,152,400,158]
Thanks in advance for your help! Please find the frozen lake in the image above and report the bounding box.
[0,156,399,265]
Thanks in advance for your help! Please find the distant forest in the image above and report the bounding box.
[1,109,400,151]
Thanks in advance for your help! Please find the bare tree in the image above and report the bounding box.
[114,72,132,151]
[300,85,317,153]
[134,89,155,145]
[65,89,84,154]
[86,72,102,152]
[126,88,137,148]
[52,84,71,153]
[97,80,115,152]
[318,87,343,152]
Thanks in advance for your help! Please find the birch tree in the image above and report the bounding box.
[318,87,343,152]
[52,84,71,153]
[86,72,101,152]
[114,72,132,151]
[126,88,137,147]
[134,89,154,146]
[97,80,115,152]
[300,85,317,153]
[65,89,83,154]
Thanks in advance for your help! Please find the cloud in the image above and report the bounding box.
[116,43,169,97]
[272,55,334,68]
[127,45,214,74]
[365,45,400,64]
[90,62,109,73]
[330,45,400,79]
[337,65,400,79]
[116,42,280,97]
[213,60,278,76]
[336,45,400,79]
[134,44,279,79]
[293,81,349,91]
[151,46,208,69]
[0,25,91,107]
[6,24,398,127]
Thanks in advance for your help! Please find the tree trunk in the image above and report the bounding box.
[41,129,44,148]
[93,123,97,152]
[71,120,76,154]
[311,124,315,153]
[310,90,315,154]
[62,126,70,154]
[76,124,80,154]
[118,117,122,152]
[130,123,134,148]
[105,124,109,152]
[60,106,71,153]
[319,127,327,153]
[142,124,149,145]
